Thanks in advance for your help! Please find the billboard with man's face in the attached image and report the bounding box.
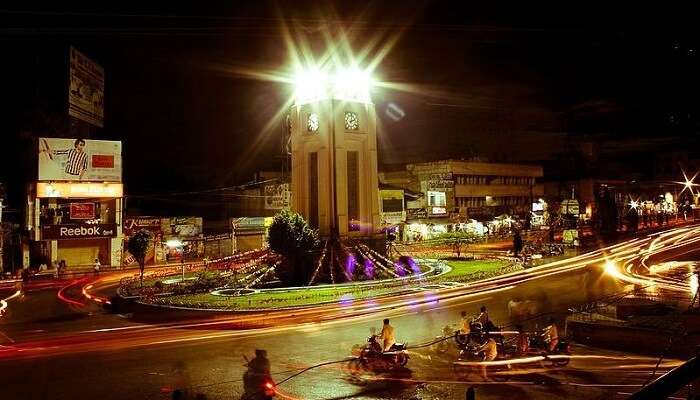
[38,138,122,182]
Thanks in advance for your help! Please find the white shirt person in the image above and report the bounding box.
[40,138,89,180]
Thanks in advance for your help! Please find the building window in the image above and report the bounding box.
[427,191,446,207]
[308,152,318,228]
[347,151,360,231]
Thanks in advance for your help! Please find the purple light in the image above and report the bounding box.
[346,255,356,279]
[395,262,407,277]
[406,257,421,275]
[339,293,354,307]
[363,259,375,279]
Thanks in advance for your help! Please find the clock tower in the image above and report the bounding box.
[289,67,380,238]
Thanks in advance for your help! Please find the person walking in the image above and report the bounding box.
[93,258,101,274]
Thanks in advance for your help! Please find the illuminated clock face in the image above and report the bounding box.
[344,111,359,130]
[307,113,319,132]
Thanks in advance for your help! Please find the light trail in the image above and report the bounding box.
[3,225,700,366]
[0,289,22,316]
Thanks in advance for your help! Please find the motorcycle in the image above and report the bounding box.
[454,321,504,348]
[454,342,511,382]
[433,325,454,354]
[357,334,409,370]
[527,335,572,367]
[242,356,276,400]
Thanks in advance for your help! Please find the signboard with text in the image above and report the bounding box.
[406,208,428,220]
[264,183,290,210]
[41,223,117,240]
[69,47,105,127]
[69,203,95,220]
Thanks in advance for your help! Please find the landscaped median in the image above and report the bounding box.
[130,257,518,311]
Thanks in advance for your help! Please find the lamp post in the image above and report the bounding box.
[166,239,185,282]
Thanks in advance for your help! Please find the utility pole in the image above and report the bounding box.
[0,182,5,272]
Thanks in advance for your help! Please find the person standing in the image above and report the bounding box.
[513,230,523,257]
[40,138,89,180]
[93,257,101,274]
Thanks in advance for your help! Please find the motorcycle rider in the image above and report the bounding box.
[477,335,498,379]
[542,317,559,352]
[475,306,489,326]
[515,324,529,355]
[459,310,471,336]
[243,349,273,400]
[377,318,396,352]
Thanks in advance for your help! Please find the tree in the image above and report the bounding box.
[127,229,153,287]
[267,211,319,286]
[437,231,478,258]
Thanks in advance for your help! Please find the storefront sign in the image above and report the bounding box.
[69,202,95,219]
[431,206,447,216]
[381,211,405,225]
[406,208,428,220]
[41,223,117,239]
[560,199,580,215]
[562,229,579,245]
[123,217,162,234]
[36,182,123,198]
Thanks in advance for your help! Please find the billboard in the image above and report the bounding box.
[264,183,290,210]
[69,47,104,127]
[38,138,122,182]
[123,217,163,266]
[162,217,203,238]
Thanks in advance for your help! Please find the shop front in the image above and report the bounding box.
[28,138,124,269]
[30,193,123,268]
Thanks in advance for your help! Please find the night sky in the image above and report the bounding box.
[1,2,698,217]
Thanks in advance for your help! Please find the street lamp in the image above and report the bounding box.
[166,239,185,282]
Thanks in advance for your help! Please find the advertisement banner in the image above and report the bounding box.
[123,217,163,266]
[381,211,405,225]
[406,208,428,220]
[264,183,290,210]
[163,217,203,238]
[38,138,122,182]
[41,223,117,240]
[69,203,95,220]
[69,47,104,127]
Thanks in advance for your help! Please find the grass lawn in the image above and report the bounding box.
[143,260,512,310]
[441,259,509,280]
[150,284,415,310]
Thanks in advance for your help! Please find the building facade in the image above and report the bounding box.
[27,138,124,269]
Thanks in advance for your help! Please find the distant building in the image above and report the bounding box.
[382,159,543,221]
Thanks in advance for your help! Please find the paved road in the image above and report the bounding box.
[1,226,699,399]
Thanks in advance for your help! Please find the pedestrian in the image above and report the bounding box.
[93,258,101,274]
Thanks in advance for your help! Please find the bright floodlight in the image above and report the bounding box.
[166,239,183,248]
[293,67,329,105]
[331,66,372,103]
[293,65,373,105]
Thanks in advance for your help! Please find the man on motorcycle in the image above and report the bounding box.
[477,336,498,379]
[476,306,489,326]
[542,317,559,352]
[459,311,471,335]
[515,324,529,355]
[378,318,396,352]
